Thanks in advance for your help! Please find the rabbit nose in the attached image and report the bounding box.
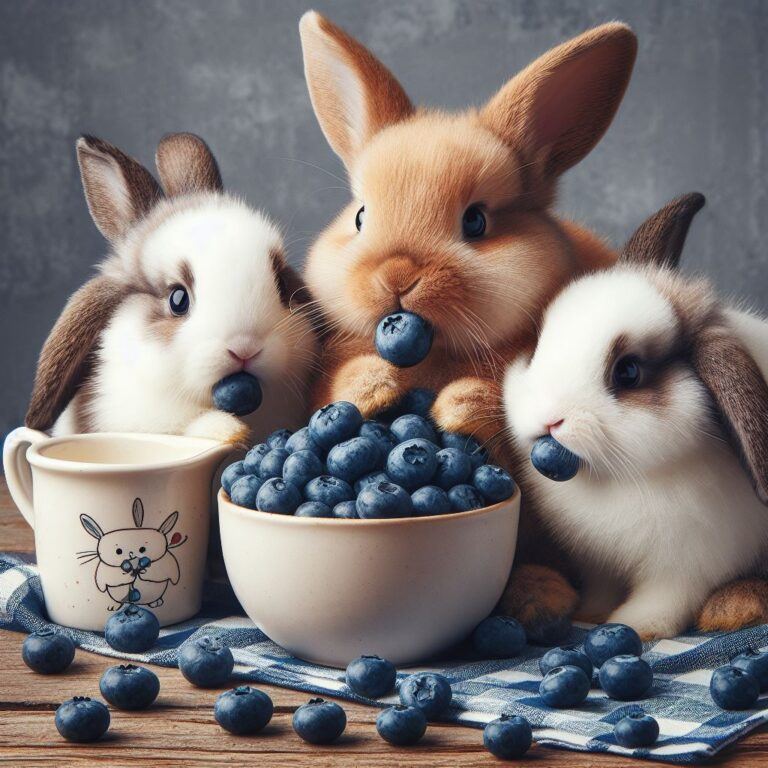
[546,419,564,434]
[228,348,260,365]
[375,257,422,299]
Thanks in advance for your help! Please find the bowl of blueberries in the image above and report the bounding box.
[217,393,520,667]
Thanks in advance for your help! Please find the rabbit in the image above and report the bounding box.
[503,192,768,640]
[298,11,636,631]
[25,133,317,445]
[79,498,188,610]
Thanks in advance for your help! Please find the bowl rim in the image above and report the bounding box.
[217,484,520,527]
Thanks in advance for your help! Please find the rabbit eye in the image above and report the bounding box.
[355,206,365,232]
[613,355,644,389]
[116,548,123,555]
[139,546,146,553]
[169,285,189,316]
[462,205,486,238]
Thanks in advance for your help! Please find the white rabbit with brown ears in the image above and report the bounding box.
[25,133,317,444]
[504,193,768,640]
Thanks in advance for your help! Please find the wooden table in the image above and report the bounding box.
[1,477,766,766]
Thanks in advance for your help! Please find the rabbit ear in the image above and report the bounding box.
[299,11,413,170]
[80,514,104,540]
[480,23,636,180]
[621,193,706,269]
[25,276,127,431]
[158,511,179,535]
[693,322,768,505]
[77,135,162,242]
[155,132,223,197]
[132,498,144,527]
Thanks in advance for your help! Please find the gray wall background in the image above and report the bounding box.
[1,0,766,436]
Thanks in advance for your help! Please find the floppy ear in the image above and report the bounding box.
[158,511,179,535]
[155,132,223,196]
[77,135,162,242]
[480,23,637,180]
[132,498,144,528]
[80,514,104,540]
[299,11,413,170]
[25,276,127,431]
[693,322,768,505]
[621,192,706,269]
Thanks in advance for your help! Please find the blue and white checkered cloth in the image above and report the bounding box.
[2,552,767,762]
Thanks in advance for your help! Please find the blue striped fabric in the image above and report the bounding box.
[2,552,767,762]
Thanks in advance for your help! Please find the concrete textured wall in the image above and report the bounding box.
[1,0,766,435]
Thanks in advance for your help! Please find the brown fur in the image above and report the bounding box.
[155,133,223,196]
[698,579,768,632]
[270,249,310,309]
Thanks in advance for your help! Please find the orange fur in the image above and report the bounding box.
[698,579,768,633]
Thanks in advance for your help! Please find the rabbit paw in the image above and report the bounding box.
[609,587,692,640]
[185,411,250,446]
[697,578,768,633]
[331,354,402,418]
[431,377,502,442]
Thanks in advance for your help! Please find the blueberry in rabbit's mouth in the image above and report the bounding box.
[530,435,580,481]
[375,311,433,367]
[213,371,263,416]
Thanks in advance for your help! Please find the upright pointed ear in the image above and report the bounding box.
[480,23,637,180]
[80,514,104,540]
[692,321,768,505]
[155,132,223,197]
[299,11,414,170]
[76,135,162,242]
[621,193,706,269]
[158,511,179,535]
[132,498,145,528]
[25,276,127,431]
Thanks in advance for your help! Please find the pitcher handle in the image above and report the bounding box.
[3,427,47,529]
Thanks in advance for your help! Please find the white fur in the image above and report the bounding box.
[504,267,768,638]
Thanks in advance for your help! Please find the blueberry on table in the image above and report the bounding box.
[358,421,397,459]
[333,500,360,519]
[55,697,110,743]
[22,628,75,674]
[326,436,381,483]
[599,655,653,700]
[376,705,427,746]
[526,615,573,647]
[258,448,290,479]
[266,428,293,450]
[354,470,390,494]
[282,449,325,490]
[375,311,434,368]
[285,426,324,456]
[473,465,516,504]
[433,448,472,490]
[356,481,414,519]
[397,388,437,418]
[304,475,355,507]
[309,401,364,449]
[243,443,270,474]
[256,478,302,515]
[539,665,591,708]
[229,475,263,509]
[399,672,452,719]
[447,484,485,512]
[584,624,642,668]
[411,485,451,516]
[390,414,439,445]
[212,371,263,416]
[295,501,334,518]
[215,686,274,734]
[346,655,397,698]
[614,712,660,749]
[99,664,159,710]
[731,649,768,692]
[292,698,347,744]
[178,636,234,688]
[386,439,439,490]
[710,665,760,710]
[539,645,593,678]
[530,435,580,481]
[221,460,247,496]
[472,616,526,659]
[483,714,533,760]
[441,432,488,469]
[105,604,159,653]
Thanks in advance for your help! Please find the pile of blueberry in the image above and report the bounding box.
[222,394,516,518]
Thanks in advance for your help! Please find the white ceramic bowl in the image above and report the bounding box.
[218,488,520,667]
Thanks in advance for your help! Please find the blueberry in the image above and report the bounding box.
[483,714,533,760]
[99,664,159,710]
[256,478,302,515]
[530,435,580,481]
[55,697,110,743]
[448,484,485,512]
[105,604,159,653]
[539,645,593,678]
[266,428,293,450]
[473,464,516,503]
[527,615,573,647]
[375,311,434,368]
[22,628,75,674]
[243,443,271,474]
[386,439,439,490]
[212,372,263,416]
[258,448,290,479]
[295,501,333,518]
[333,500,360,519]
[399,673,452,718]
[584,624,642,667]
[229,475,263,509]
[441,432,488,469]
[539,665,591,708]
[285,426,323,456]
[433,448,472,490]
[398,388,436,418]
[472,616,526,658]
[354,470,390,494]
[710,665,760,710]
[390,414,439,444]
[599,655,653,700]
[346,655,397,698]
[359,421,397,459]
[221,461,248,496]
[292,698,346,744]
[178,636,234,688]
[376,705,427,746]
[282,449,324,490]
[326,437,381,483]
[304,475,355,507]
[411,486,451,516]
[309,401,363,450]
[356,481,413,519]
[614,712,660,748]
[215,686,274,734]
[731,649,768,692]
